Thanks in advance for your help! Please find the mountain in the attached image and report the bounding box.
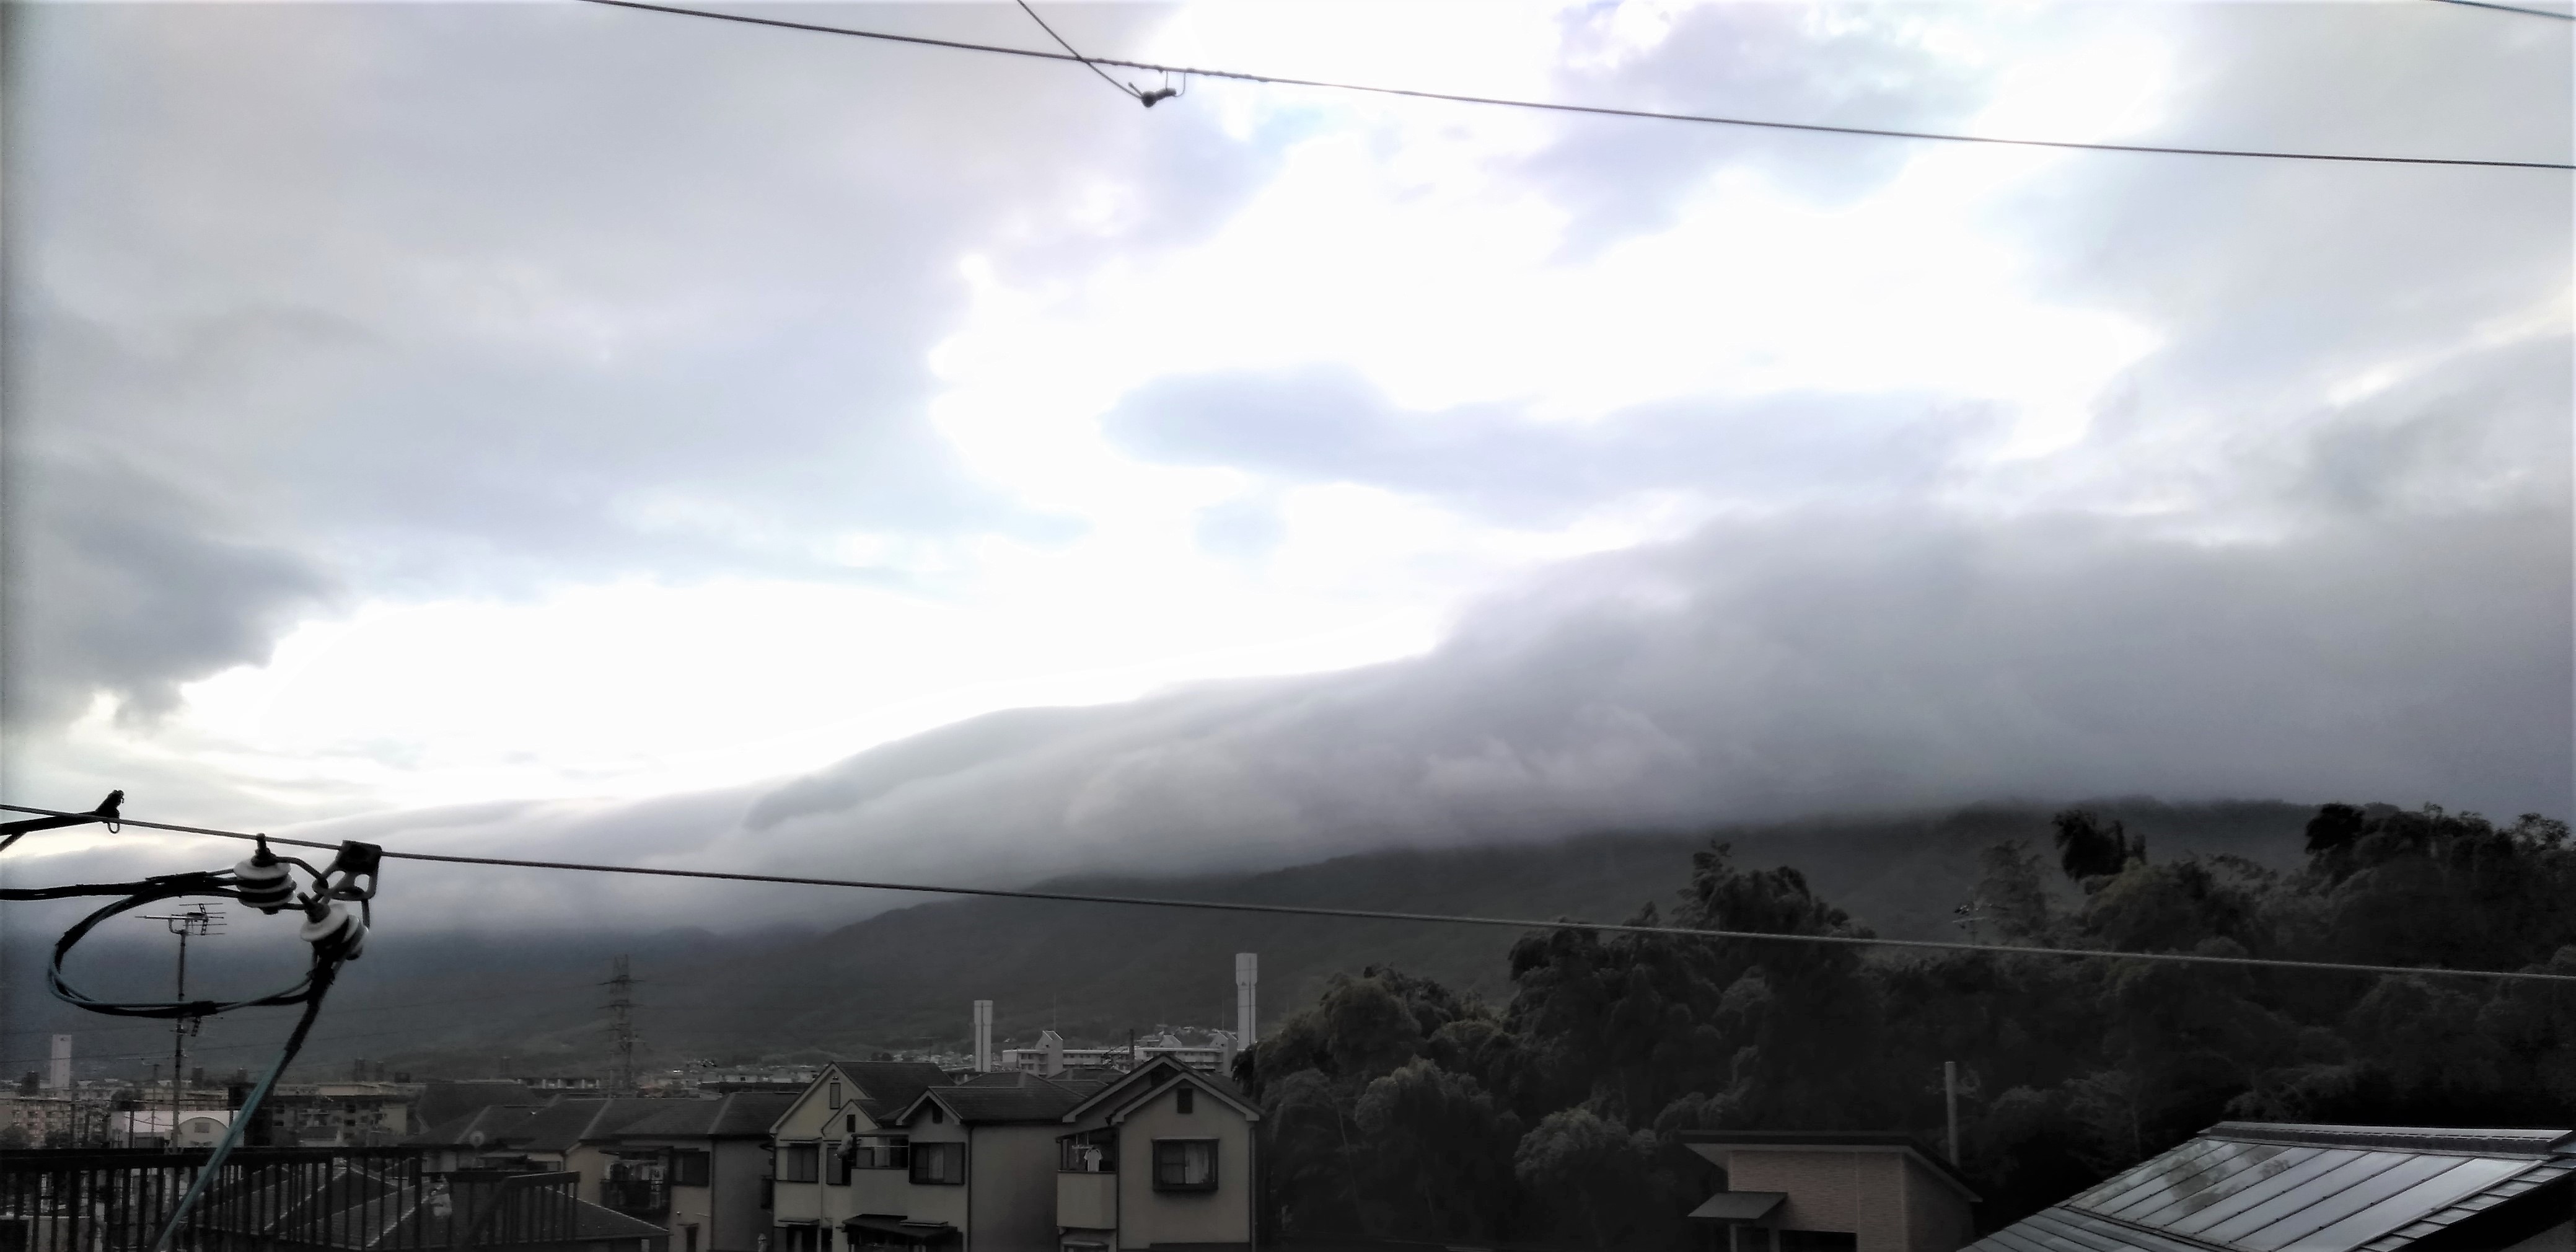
[1,798,2318,1081]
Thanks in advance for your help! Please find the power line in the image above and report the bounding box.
[572,0,2574,172]
[1011,0,1139,102]
[2421,0,2574,19]
[7,802,2575,987]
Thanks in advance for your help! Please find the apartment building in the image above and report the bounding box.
[259,1080,428,1147]
[0,1095,78,1145]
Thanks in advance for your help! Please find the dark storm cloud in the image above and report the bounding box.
[2,1,1274,725]
[1,452,340,725]
[136,490,2553,932]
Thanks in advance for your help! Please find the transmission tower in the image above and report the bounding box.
[604,956,640,1095]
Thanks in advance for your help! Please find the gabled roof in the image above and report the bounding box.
[413,1104,545,1148]
[617,1092,796,1140]
[895,1075,1096,1126]
[1060,1056,1261,1126]
[837,1062,949,1121]
[519,1097,663,1151]
[1965,1122,2576,1252]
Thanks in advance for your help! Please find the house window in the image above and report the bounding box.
[1175,1087,1194,1115]
[1151,1140,1217,1192]
[909,1142,966,1186]
[672,1151,711,1187]
[850,1136,909,1170]
[780,1144,820,1184]
[684,1227,699,1252]
[828,1082,843,1109]
[845,1114,857,1135]
[1778,1233,1856,1252]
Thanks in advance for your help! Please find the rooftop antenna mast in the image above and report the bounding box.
[136,904,222,1146]
[604,956,640,1095]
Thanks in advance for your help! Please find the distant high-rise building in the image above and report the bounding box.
[1236,953,1259,1044]
[48,1036,71,1091]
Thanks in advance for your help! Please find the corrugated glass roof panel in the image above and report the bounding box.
[2119,1141,2300,1227]
[2084,1141,2233,1218]
[2196,1153,2412,1246]
[2260,1157,2529,1252]
[2047,1207,2223,1252]
[2164,1149,2349,1238]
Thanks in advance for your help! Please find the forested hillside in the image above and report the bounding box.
[1233,802,2576,1247]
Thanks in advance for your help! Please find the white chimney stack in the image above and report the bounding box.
[1235,953,1259,1046]
[972,1000,994,1072]
[50,1035,72,1091]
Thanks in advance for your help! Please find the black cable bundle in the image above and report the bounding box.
[1,813,380,1252]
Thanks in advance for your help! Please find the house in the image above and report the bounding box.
[114,1108,235,1149]
[768,1062,954,1252]
[1053,1054,1261,1252]
[1681,1131,1980,1252]
[1964,1121,2576,1252]
[599,1091,802,1252]
[417,1093,796,1252]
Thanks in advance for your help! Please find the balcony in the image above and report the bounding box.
[600,1178,670,1223]
[1058,1171,1117,1231]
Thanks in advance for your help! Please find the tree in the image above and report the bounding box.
[1350,1059,1521,1243]
[2052,808,2140,885]
[1513,1108,1673,1249]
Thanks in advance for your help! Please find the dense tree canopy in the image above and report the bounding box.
[1235,803,2576,1248]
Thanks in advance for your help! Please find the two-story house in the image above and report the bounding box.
[767,1063,952,1252]
[599,1091,798,1252]
[1053,1056,1259,1252]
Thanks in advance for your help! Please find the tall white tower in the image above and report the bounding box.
[972,1000,994,1072]
[1234,953,1259,1046]
[48,1035,71,1091]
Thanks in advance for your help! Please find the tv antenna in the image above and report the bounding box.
[136,904,224,1145]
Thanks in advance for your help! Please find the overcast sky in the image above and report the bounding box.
[2,0,2568,928]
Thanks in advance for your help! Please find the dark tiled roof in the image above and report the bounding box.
[838,1062,948,1119]
[616,1093,796,1140]
[923,1079,1093,1124]
[503,1097,666,1151]
[413,1104,545,1148]
[416,1082,539,1129]
[1964,1122,2576,1252]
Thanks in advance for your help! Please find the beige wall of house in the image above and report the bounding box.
[900,1111,972,1235]
[1107,1085,1255,1251]
[710,1139,772,1252]
[967,1125,1060,1252]
[1057,1171,1116,1234]
[1723,1148,1974,1252]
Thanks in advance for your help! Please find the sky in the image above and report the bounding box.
[2,0,2569,930]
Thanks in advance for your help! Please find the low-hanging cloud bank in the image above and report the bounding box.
[27,500,2539,933]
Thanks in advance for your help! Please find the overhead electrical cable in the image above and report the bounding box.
[8,801,2575,987]
[572,0,2574,170]
[0,829,379,1251]
[1010,0,1141,102]
[2420,0,2574,19]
